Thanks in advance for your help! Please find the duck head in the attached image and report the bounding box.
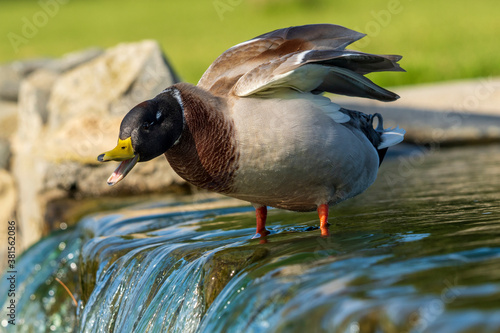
[97,88,184,185]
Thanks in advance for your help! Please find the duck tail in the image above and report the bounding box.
[372,113,405,149]
[379,126,405,149]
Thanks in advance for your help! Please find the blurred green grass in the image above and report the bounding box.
[1,0,498,87]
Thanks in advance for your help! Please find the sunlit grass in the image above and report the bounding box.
[1,0,498,86]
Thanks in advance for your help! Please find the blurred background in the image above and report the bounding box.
[1,0,499,87]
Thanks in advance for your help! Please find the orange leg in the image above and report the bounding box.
[254,205,270,238]
[317,204,330,236]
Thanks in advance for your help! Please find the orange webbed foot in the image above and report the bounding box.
[318,203,330,237]
[254,205,269,235]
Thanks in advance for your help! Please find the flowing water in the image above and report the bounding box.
[1,144,500,332]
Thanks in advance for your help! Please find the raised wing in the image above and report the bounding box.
[197,24,403,101]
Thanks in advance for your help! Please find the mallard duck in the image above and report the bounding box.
[98,24,405,237]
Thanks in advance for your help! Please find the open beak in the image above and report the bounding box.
[97,137,139,186]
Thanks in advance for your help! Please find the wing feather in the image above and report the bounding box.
[198,24,403,102]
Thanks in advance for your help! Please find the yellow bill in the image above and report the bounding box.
[97,137,139,186]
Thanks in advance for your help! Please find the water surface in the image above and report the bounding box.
[2,144,500,332]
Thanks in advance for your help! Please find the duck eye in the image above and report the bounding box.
[142,122,153,130]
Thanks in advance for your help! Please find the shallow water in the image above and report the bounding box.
[2,144,500,332]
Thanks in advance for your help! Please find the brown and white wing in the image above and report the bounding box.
[198,24,368,96]
[198,24,403,101]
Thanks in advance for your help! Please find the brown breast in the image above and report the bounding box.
[164,83,239,194]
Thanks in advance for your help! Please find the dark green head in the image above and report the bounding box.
[97,88,184,185]
[119,88,184,161]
